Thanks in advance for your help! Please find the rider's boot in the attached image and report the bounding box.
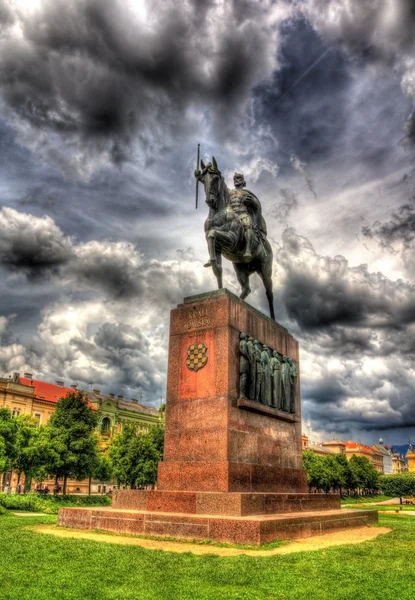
[243,229,253,260]
[204,259,213,268]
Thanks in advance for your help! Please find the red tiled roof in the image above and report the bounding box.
[344,441,373,454]
[20,378,96,410]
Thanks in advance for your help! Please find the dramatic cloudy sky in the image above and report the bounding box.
[1,0,415,444]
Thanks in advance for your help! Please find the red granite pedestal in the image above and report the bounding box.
[59,289,377,544]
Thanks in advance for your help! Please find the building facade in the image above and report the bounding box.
[406,444,415,473]
[0,373,160,493]
[372,439,393,475]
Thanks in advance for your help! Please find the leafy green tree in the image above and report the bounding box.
[108,424,137,487]
[347,456,379,494]
[0,434,7,474]
[303,451,327,491]
[380,473,415,504]
[87,450,114,495]
[43,391,99,494]
[0,408,17,473]
[303,450,379,494]
[11,415,47,491]
[109,424,165,488]
[326,453,347,494]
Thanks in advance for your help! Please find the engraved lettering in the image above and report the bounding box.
[183,310,212,331]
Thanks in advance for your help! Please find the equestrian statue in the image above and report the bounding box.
[194,154,275,320]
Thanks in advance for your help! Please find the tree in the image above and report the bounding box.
[347,456,380,494]
[0,434,7,474]
[0,408,17,474]
[109,424,165,488]
[302,450,379,495]
[11,414,46,491]
[88,450,113,495]
[43,391,99,494]
[380,473,415,504]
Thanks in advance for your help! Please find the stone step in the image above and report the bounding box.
[58,506,378,545]
[112,490,341,516]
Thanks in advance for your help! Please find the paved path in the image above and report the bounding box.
[13,512,46,517]
[32,525,391,557]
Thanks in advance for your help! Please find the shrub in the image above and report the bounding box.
[0,493,111,514]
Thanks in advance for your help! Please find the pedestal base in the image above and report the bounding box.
[59,505,378,545]
[112,489,341,515]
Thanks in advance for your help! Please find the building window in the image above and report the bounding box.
[101,417,111,435]
[12,407,21,417]
[33,412,42,426]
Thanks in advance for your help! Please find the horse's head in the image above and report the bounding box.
[197,156,227,211]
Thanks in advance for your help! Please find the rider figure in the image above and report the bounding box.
[229,172,266,261]
[203,171,266,266]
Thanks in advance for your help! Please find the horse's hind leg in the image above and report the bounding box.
[234,264,251,300]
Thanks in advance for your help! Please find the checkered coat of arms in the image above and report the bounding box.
[186,342,208,371]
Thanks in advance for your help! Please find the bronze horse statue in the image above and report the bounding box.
[195,157,275,320]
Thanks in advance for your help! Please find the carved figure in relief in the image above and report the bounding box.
[261,345,271,405]
[239,333,249,399]
[281,355,291,412]
[288,358,297,414]
[270,350,282,409]
[246,336,256,401]
[253,339,263,403]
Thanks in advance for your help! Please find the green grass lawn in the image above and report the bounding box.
[341,494,394,504]
[1,513,414,600]
[344,504,415,511]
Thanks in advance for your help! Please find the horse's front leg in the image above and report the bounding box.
[205,230,223,289]
[215,251,223,289]
[206,230,217,269]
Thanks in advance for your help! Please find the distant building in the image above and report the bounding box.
[371,439,393,475]
[0,372,160,493]
[302,434,335,456]
[322,440,346,455]
[406,444,415,473]
[392,453,407,473]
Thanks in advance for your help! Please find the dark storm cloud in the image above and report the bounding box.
[362,204,415,276]
[0,0,14,29]
[0,207,212,307]
[271,188,299,227]
[71,322,161,394]
[278,228,415,332]
[0,0,280,176]
[253,17,352,167]
[94,323,150,353]
[0,206,72,272]
[300,0,415,145]
[277,227,415,438]
[362,204,415,250]
[69,241,145,299]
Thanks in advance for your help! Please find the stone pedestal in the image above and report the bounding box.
[59,289,377,544]
[159,288,306,494]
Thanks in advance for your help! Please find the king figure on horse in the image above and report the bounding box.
[194,156,275,320]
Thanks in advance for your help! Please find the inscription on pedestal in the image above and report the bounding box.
[183,307,212,331]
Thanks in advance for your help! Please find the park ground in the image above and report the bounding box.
[1,508,415,600]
